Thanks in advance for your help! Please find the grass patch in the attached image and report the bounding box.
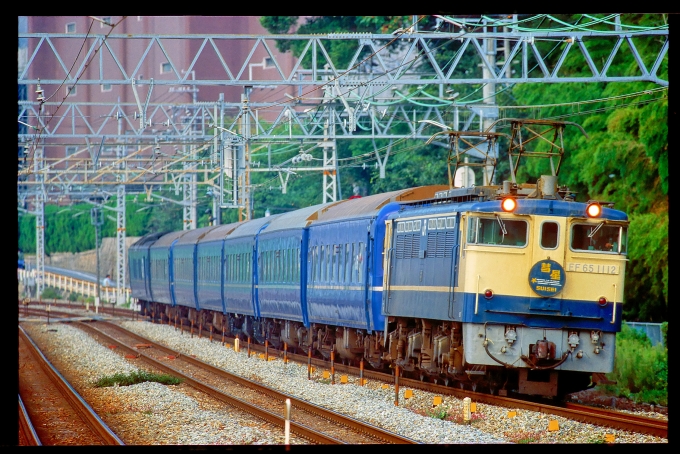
[94,370,183,387]
[504,429,544,444]
[410,406,485,425]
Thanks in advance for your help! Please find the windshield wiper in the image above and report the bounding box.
[496,215,507,235]
[588,221,605,238]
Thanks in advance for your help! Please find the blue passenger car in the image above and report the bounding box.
[222,215,281,317]
[307,186,448,333]
[172,225,221,310]
[128,231,169,303]
[195,221,243,314]
[148,230,191,307]
[256,202,340,327]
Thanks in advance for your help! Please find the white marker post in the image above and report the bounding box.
[284,398,291,445]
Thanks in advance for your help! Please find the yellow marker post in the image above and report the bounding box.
[323,370,330,379]
[340,375,348,384]
[507,411,517,418]
[433,396,442,406]
[605,434,615,443]
[548,420,559,431]
[463,397,471,425]
[470,402,477,413]
[381,384,389,389]
[404,389,413,399]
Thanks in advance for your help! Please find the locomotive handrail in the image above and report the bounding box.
[485,309,603,320]
[475,275,480,315]
[611,284,617,324]
[383,246,394,313]
[448,243,458,319]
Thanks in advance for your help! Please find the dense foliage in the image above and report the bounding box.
[18,15,667,323]
[599,322,668,406]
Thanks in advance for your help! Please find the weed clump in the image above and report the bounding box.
[94,370,183,387]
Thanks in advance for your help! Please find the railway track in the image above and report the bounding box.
[18,395,40,446]
[265,342,669,439]
[18,325,124,446]
[19,303,667,441]
[73,319,418,444]
[140,315,669,440]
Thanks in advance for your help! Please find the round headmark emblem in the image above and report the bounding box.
[528,259,566,297]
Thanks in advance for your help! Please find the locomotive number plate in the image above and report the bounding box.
[566,263,620,274]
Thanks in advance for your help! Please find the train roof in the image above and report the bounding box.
[228,213,283,239]
[260,201,343,232]
[314,185,449,223]
[394,197,629,221]
[199,220,244,243]
[173,224,222,246]
[150,230,193,248]
[130,230,171,248]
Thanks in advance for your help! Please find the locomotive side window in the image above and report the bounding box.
[467,216,527,246]
[571,223,628,253]
[541,222,559,249]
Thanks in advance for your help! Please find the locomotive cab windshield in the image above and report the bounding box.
[467,216,528,247]
[571,222,627,253]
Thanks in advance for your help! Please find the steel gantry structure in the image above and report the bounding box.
[18,14,669,299]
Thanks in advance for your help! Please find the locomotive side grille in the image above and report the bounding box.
[445,231,455,257]
[404,234,412,258]
[395,233,420,259]
[426,231,456,258]
[396,235,405,259]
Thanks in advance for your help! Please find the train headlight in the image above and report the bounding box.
[501,197,517,212]
[484,289,493,299]
[586,202,602,218]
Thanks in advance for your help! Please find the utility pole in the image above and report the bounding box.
[481,17,501,185]
[90,202,103,310]
[240,89,252,221]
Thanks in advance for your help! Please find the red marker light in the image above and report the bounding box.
[484,289,493,299]
[586,202,602,218]
[501,197,517,212]
[598,297,607,306]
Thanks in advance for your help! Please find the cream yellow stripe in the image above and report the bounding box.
[387,286,451,293]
